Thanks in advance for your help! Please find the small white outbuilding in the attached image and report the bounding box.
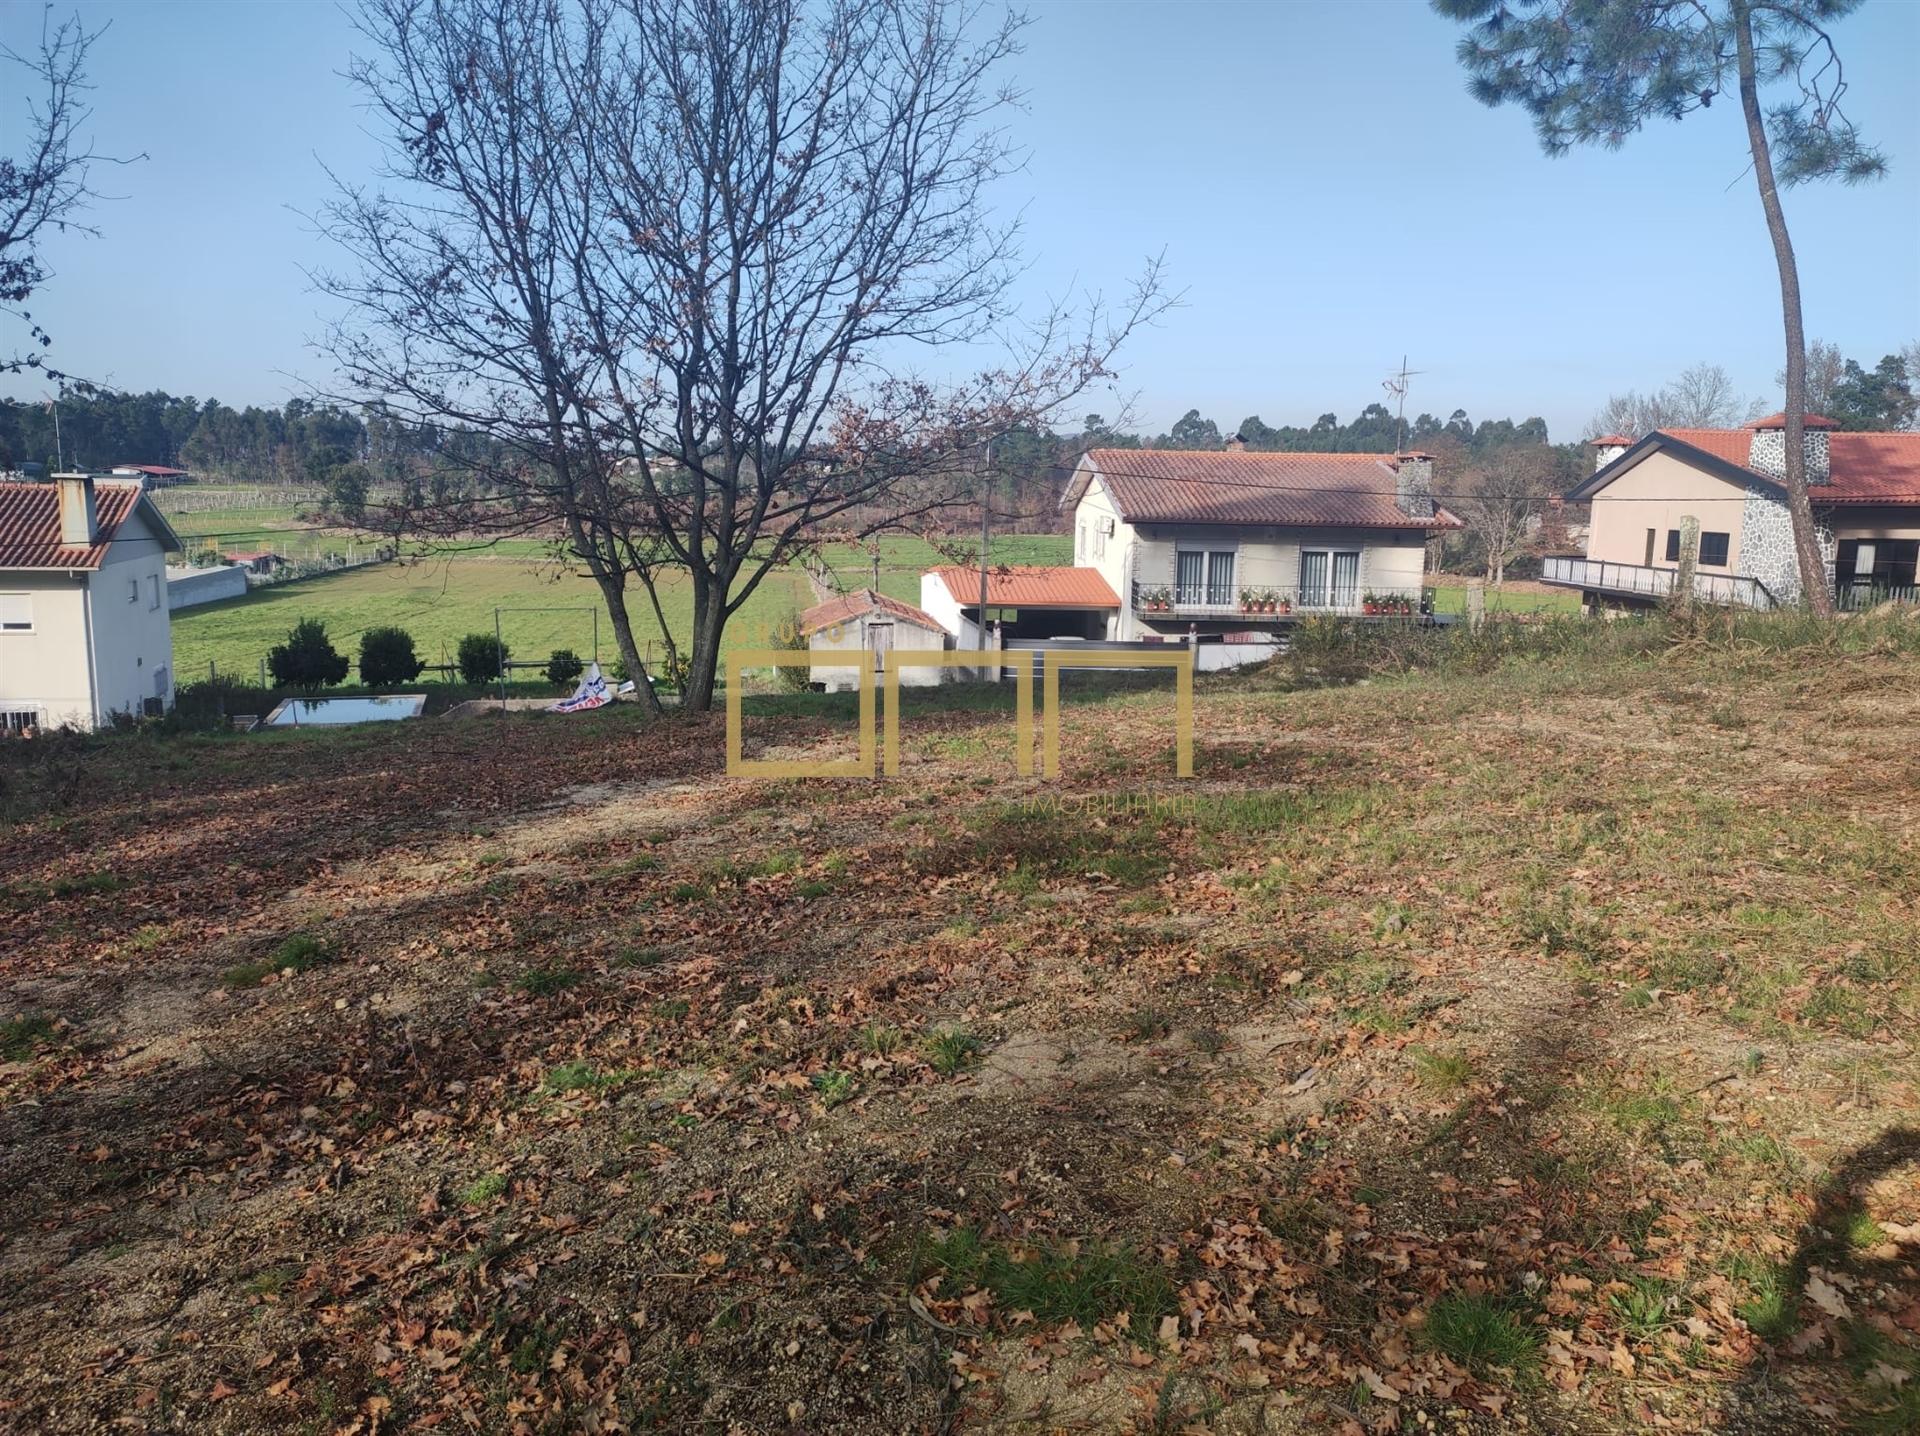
[799,588,949,692]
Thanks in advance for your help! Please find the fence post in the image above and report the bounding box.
[1467,583,1486,631]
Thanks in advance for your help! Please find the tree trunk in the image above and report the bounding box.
[681,590,728,714]
[1734,1,1834,617]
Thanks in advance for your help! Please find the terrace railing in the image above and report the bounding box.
[1540,555,1778,610]
[1131,581,1428,618]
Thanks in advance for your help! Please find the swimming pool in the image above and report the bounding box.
[261,694,428,727]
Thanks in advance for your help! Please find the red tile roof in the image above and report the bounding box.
[115,464,190,477]
[1078,448,1461,530]
[1663,428,1920,505]
[930,565,1120,609]
[1748,411,1838,430]
[799,588,943,635]
[1588,434,1634,446]
[0,480,151,570]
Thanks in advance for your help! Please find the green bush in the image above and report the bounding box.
[768,610,812,692]
[358,626,423,687]
[457,632,511,686]
[267,618,350,692]
[545,648,585,688]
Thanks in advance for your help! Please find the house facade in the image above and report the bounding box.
[1059,443,1461,642]
[0,474,182,733]
[1546,414,1920,611]
[799,588,951,692]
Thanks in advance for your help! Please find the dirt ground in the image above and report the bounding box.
[0,645,1915,1434]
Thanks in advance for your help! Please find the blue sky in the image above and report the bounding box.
[3,0,1916,442]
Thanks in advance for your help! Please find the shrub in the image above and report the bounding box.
[358,626,423,687]
[267,618,351,692]
[457,632,511,686]
[768,610,812,692]
[545,648,585,688]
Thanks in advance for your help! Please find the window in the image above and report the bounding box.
[128,576,139,602]
[1174,549,1235,605]
[0,593,29,632]
[1299,549,1361,608]
[1076,524,1086,562]
[1,708,40,735]
[149,574,161,609]
[1665,530,1681,563]
[1698,532,1730,567]
[1644,529,1656,566]
[1174,549,1204,605]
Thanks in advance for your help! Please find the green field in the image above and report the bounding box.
[169,533,1074,682]
[172,557,812,681]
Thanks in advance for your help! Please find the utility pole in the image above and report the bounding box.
[976,440,993,682]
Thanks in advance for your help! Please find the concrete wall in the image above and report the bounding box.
[1586,451,1750,574]
[0,507,174,730]
[0,571,95,728]
[165,563,248,611]
[807,613,949,692]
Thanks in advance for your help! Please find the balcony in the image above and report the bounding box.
[1540,555,1777,610]
[1131,581,1427,619]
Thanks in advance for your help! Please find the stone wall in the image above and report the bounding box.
[1739,488,1835,605]
[1748,428,1830,485]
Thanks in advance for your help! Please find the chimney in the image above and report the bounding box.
[1393,452,1434,518]
[55,473,98,547]
[1587,434,1632,472]
[1747,412,1835,486]
[1224,433,1247,452]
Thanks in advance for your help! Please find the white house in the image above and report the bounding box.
[0,474,183,733]
[799,588,950,692]
[1058,441,1462,644]
[1544,414,1920,611]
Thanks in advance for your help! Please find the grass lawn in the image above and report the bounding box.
[12,609,1917,1432]
[169,531,1072,681]
[1426,572,1584,615]
[170,554,816,680]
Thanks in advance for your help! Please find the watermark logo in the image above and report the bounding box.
[724,647,1194,779]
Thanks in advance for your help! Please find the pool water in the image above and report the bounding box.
[262,695,427,727]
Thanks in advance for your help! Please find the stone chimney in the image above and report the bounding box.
[1748,412,1835,486]
[55,473,98,547]
[1587,434,1632,472]
[1223,433,1247,453]
[1393,452,1434,519]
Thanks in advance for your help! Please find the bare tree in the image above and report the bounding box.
[1454,445,1559,587]
[1587,362,1762,438]
[323,0,1168,713]
[2,5,139,383]
[1781,339,1848,415]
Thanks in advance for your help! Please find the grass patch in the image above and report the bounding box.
[1608,1275,1678,1340]
[222,932,330,989]
[859,1023,904,1057]
[542,1060,635,1094]
[925,1027,984,1075]
[613,946,665,970]
[1724,1253,1798,1341]
[0,1014,57,1061]
[516,965,582,997]
[1421,1292,1541,1376]
[459,1172,509,1205]
[922,1228,1175,1338]
[1410,1046,1474,1091]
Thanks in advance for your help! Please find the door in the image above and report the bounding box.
[1175,550,1205,607]
[1299,550,1329,607]
[1206,550,1235,606]
[865,620,893,676]
[1331,551,1360,609]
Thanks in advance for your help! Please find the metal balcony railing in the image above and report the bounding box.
[1131,581,1427,617]
[1540,554,1777,610]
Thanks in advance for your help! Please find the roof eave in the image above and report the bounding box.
[1568,432,1781,502]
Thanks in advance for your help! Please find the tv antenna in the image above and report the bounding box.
[1382,355,1424,454]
